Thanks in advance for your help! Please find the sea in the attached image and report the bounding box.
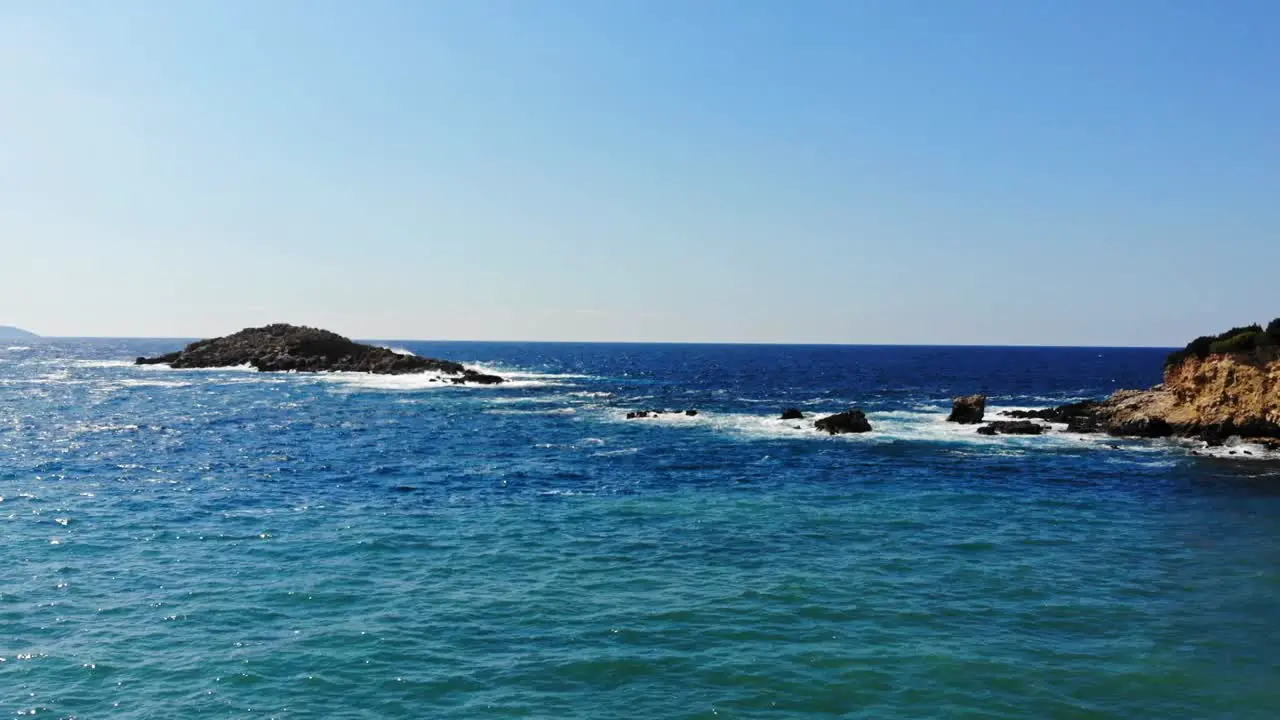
[3,339,1279,719]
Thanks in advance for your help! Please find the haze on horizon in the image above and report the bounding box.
[2,1,1276,346]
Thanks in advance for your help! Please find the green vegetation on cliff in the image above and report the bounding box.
[1165,319,1280,368]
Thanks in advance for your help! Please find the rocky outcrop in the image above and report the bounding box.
[815,409,872,435]
[134,324,504,383]
[780,408,805,420]
[1020,331,1279,445]
[977,420,1045,436]
[1065,349,1280,443]
[1003,400,1103,433]
[947,394,986,424]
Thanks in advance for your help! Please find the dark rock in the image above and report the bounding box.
[626,411,651,419]
[780,408,805,420]
[133,324,504,383]
[976,421,1045,435]
[1195,420,1280,446]
[1106,417,1173,438]
[685,410,698,416]
[1004,400,1102,424]
[815,409,872,435]
[135,351,181,366]
[461,370,504,385]
[1065,415,1102,434]
[947,394,986,424]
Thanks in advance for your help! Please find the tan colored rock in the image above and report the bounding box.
[1161,347,1280,427]
[1095,347,1279,440]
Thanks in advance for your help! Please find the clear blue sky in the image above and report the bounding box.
[3,0,1276,344]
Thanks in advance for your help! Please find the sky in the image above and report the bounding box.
[2,0,1277,345]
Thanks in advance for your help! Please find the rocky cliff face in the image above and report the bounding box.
[1016,327,1280,444]
[1158,347,1280,439]
[1082,347,1280,442]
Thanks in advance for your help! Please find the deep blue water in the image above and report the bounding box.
[3,340,1280,718]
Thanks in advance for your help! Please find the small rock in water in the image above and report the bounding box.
[947,394,986,424]
[815,409,872,435]
[780,408,804,420]
[684,410,698,416]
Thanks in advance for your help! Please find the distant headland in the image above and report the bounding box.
[0,325,40,340]
[135,324,504,384]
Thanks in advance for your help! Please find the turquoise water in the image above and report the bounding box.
[3,341,1279,718]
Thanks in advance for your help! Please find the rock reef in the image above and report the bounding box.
[135,324,504,383]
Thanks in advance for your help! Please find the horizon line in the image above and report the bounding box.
[32,335,1180,350]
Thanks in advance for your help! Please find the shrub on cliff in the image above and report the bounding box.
[1165,324,1264,368]
[1208,331,1271,355]
[1268,318,1280,340]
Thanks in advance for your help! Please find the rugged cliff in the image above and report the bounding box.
[1023,321,1280,444]
[1159,347,1280,436]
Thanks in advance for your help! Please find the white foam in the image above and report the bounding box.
[485,407,577,416]
[1188,438,1280,461]
[4,346,31,352]
[315,371,457,391]
[466,363,593,381]
[313,362,574,392]
[135,362,258,373]
[69,360,137,369]
[116,378,195,388]
[315,367,555,392]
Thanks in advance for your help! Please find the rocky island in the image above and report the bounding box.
[1005,320,1280,446]
[135,324,504,384]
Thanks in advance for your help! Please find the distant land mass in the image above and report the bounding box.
[0,325,39,340]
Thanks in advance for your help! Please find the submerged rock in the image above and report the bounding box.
[626,409,697,419]
[133,324,504,383]
[948,394,987,424]
[780,408,805,420]
[976,420,1045,436]
[815,409,872,435]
